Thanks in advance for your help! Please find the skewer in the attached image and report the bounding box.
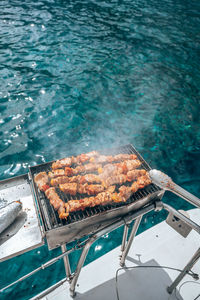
[34,151,151,219]
[52,153,137,169]
[58,169,148,196]
[49,159,142,178]
[44,174,151,219]
[50,169,146,187]
[52,151,99,169]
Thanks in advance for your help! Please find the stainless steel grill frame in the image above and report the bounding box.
[29,144,163,249]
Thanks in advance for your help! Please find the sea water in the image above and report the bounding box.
[0,0,200,298]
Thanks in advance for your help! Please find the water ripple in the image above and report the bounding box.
[0,0,200,298]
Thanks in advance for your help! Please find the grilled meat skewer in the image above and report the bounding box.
[118,175,152,198]
[104,169,147,187]
[45,188,68,218]
[44,186,115,218]
[50,174,101,186]
[50,168,145,187]
[44,174,151,219]
[59,183,105,196]
[57,170,148,196]
[63,159,141,177]
[65,174,152,213]
[52,151,99,169]
[49,158,141,179]
[48,169,65,178]
[35,168,147,197]
[65,163,102,176]
[52,153,137,170]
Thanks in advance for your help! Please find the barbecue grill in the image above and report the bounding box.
[1,143,200,298]
[29,144,162,249]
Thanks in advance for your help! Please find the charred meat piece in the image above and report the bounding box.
[50,175,82,186]
[59,183,78,195]
[45,187,69,218]
[48,169,65,178]
[52,157,74,170]
[120,159,142,172]
[104,174,127,187]
[86,184,105,195]
[83,174,102,183]
[59,183,105,196]
[34,172,49,191]
[126,169,147,181]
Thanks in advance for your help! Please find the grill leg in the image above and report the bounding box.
[61,244,71,279]
[70,236,97,297]
[121,223,129,252]
[167,247,200,294]
[120,215,142,267]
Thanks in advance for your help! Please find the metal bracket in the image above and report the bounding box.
[166,210,192,238]
[154,200,163,211]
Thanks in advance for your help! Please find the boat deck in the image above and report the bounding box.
[32,208,200,300]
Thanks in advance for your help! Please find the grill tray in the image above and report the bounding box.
[29,144,163,249]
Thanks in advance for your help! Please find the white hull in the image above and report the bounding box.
[32,209,200,300]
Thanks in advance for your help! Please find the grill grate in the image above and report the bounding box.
[30,144,160,232]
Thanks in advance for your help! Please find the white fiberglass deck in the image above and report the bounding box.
[32,209,200,300]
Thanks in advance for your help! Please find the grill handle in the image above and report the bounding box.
[149,169,200,208]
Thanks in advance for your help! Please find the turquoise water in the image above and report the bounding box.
[0,0,200,298]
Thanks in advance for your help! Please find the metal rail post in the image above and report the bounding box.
[167,248,200,294]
